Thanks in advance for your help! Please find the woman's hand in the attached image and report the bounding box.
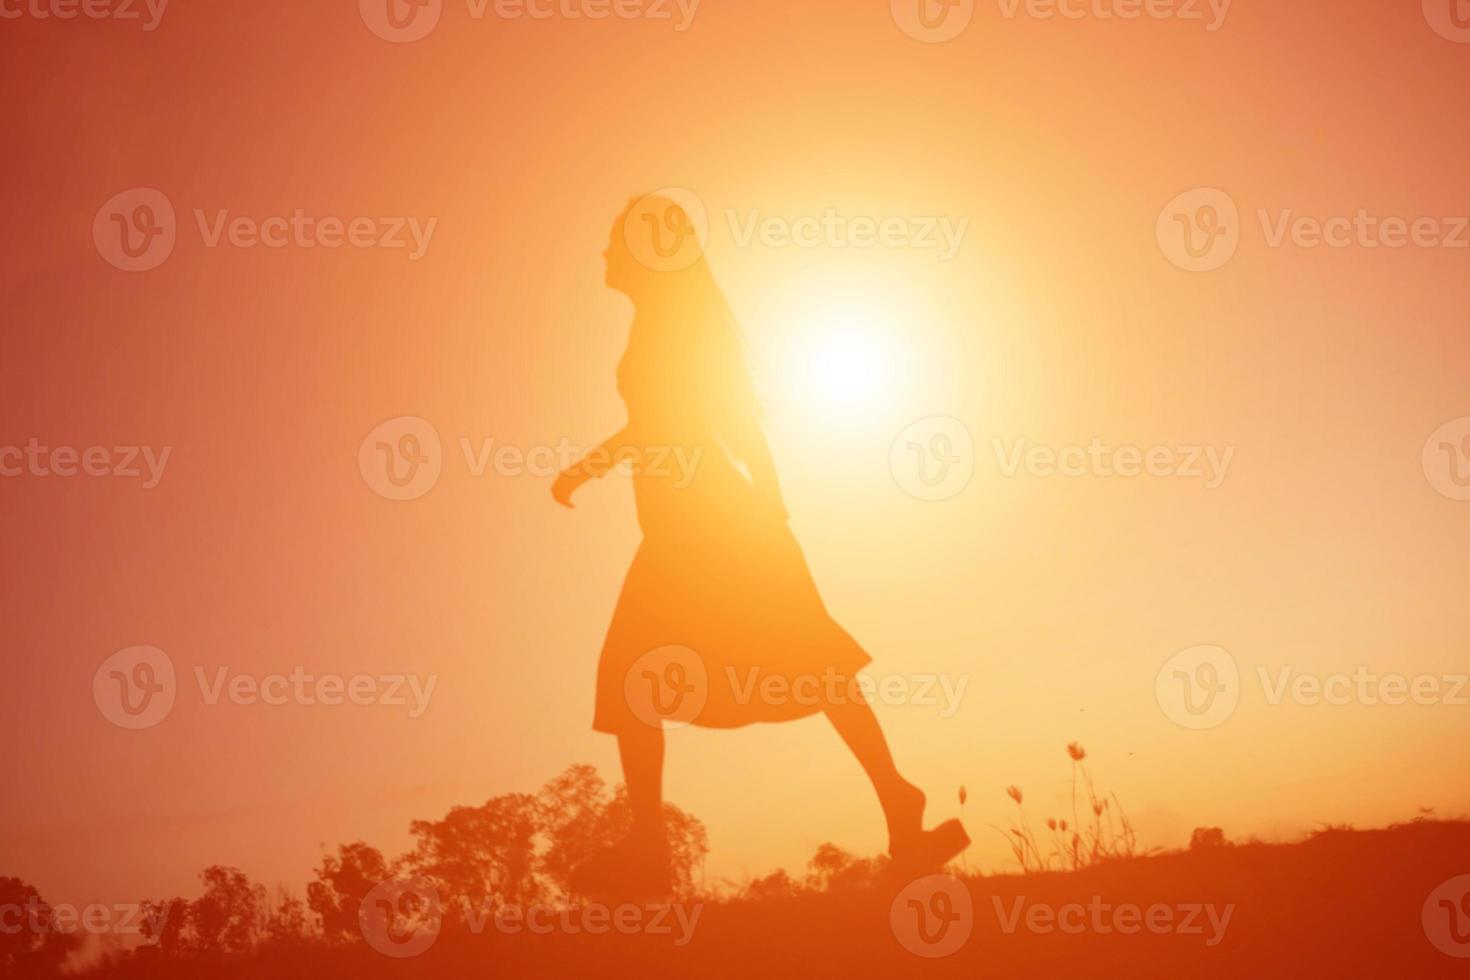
[551,467,588,509]
[551,430,628,508]
[549,470,588,514]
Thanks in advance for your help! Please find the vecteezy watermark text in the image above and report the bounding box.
[993,0,1231,29]
[459,436,702,484]
[466,900,701,943]
[887,874,1233,958]
[622,646,969,729]
[93,646,438,730]
[358,0,699,43]
[889,418,1235,502]
[358,416,705,502]
[1257,666,1469,708]
[0,899,169,940]
[1158,188,1470,272]
[193,210,436,259]
[724,667,969,718]
[1156,645,1470,729]
[1,440,170,489]
[890,0,1231,44]
[992,895,1234,945]
[725,209,969,261]
[357,875,701,958]
[466,0,699,27]
[0,0,167,29]
[193,666,437,717]
[94,188,437,272]
[992,437,1234,488]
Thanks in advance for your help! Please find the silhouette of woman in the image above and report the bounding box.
[553,193,968,895]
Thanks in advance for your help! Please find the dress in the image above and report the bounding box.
[591,323,872,733]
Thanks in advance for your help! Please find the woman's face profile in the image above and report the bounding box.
[603,216,640,297]
[604,195,702,299]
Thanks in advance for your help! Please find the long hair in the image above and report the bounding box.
[618,194,763,448]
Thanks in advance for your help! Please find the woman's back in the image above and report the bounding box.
[616,315,758,538]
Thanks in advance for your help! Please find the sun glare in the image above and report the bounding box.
[805,326,885,408]
[775,300,901,424]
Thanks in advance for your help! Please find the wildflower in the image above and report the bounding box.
[1046,818,1058,831]
[1093,801,1104,816]
[959,786,968,806]
[1067,742,1087,762]
[1006,786,1023,805]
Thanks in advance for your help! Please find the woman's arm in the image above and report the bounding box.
[573,426,634,479]
[551,427,631,508]
[722,415,789,522]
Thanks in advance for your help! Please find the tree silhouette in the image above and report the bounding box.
[264,887,310,947]
[741,868,800,901]
[0,877,77,974]
[537,764,709,898]
[138,897,189,955]
[84,764,710,971]
[403,792,540,916]
[306,843,389,941]
[803,844,885,893]
[189,867,266,955]
[536,764,617,893]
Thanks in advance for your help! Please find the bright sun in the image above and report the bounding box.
[802,326,886,409]
[779,301,898,424]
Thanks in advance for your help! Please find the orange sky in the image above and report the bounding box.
[2,0,1468,907]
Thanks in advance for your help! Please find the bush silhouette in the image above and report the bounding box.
[0,877,78,975]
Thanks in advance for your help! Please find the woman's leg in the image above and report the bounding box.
[570,726,671,895]
[617,725,667,842]
[824,695,925,841]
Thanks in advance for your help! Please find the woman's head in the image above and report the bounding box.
[603,192,709,300]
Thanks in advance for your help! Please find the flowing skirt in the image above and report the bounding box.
[592,509,872,734]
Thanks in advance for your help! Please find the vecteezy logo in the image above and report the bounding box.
[1423,417,1470,501]
[93,646,177,729]
[622,188,709,273]
[359,0,443,43]
[1423,875,1470,957]
[890,0,975,43]
[1424,0,1470,42]
[1155,645,1239,730]
[889,874,973,957]
[889,416,974,502]
[1156,188,1240,273]
[358,416,443,501]
[645,208,693,258]
[359,876,442,958]
[93,188,177,272]
[624,645,708,729]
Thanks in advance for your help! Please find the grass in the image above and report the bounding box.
[62,818,1470,980]
[996,743,1139,873]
